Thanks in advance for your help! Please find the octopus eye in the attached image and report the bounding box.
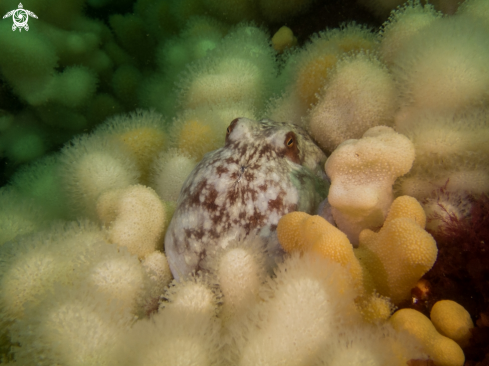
[227,118,240,135]
[284,131,301,164]
[226,118,240,138]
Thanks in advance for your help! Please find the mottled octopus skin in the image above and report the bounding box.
[165,118,329,279]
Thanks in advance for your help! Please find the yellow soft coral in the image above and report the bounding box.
[276,196,437,305]
[358,196,437,304]
[94,110,167,184]
[293,23,378,109]
[307,217,364,289]
[383,195,426,228]
[357,293,395,323]
[117,127,166,180]
[271,26,297,53]
[277,212,364,290]
[296,53,338,108]
[177,119,216,161]
[390,308,465,366]
[276,211,310,252]
[430,300,474,348]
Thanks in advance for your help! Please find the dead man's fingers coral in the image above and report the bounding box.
[94,110,167,184]
[277,211,365,291]
[325,126,415,245]
[357,196,437,304]
[390,308,465,366]
[307,52,398,153]
[391,16,489,114]
[11,284,133,366]
[277,195,436,306]
[430,300,474,348]
[237,252,358,366]
[97,184,167,259]
[210,237,268,321]
[58,134,140,219]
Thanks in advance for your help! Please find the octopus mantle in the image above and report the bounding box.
[165,118,329,279]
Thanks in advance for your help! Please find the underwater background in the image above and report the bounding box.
[0,0,488,365]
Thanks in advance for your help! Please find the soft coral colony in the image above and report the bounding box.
[0,0,489,364]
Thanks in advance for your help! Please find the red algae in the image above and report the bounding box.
[402,191,489,365]
[424,193,489,317]
[464,312,489,366]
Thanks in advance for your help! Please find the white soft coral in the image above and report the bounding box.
[325,126,415,245]
[97,184,167,259]
[237,252,359,366]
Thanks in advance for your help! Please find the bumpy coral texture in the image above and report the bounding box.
[277,196,437,305]
[165,118,328,279]
[358,196,437,304]
[308,52,398,153]
[97,184,167,259]
[325,126,415,245]
[277,211,364,290]
[390,308,465,366]
[430,300,474,348]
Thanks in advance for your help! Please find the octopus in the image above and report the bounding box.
[164,117,329,279]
